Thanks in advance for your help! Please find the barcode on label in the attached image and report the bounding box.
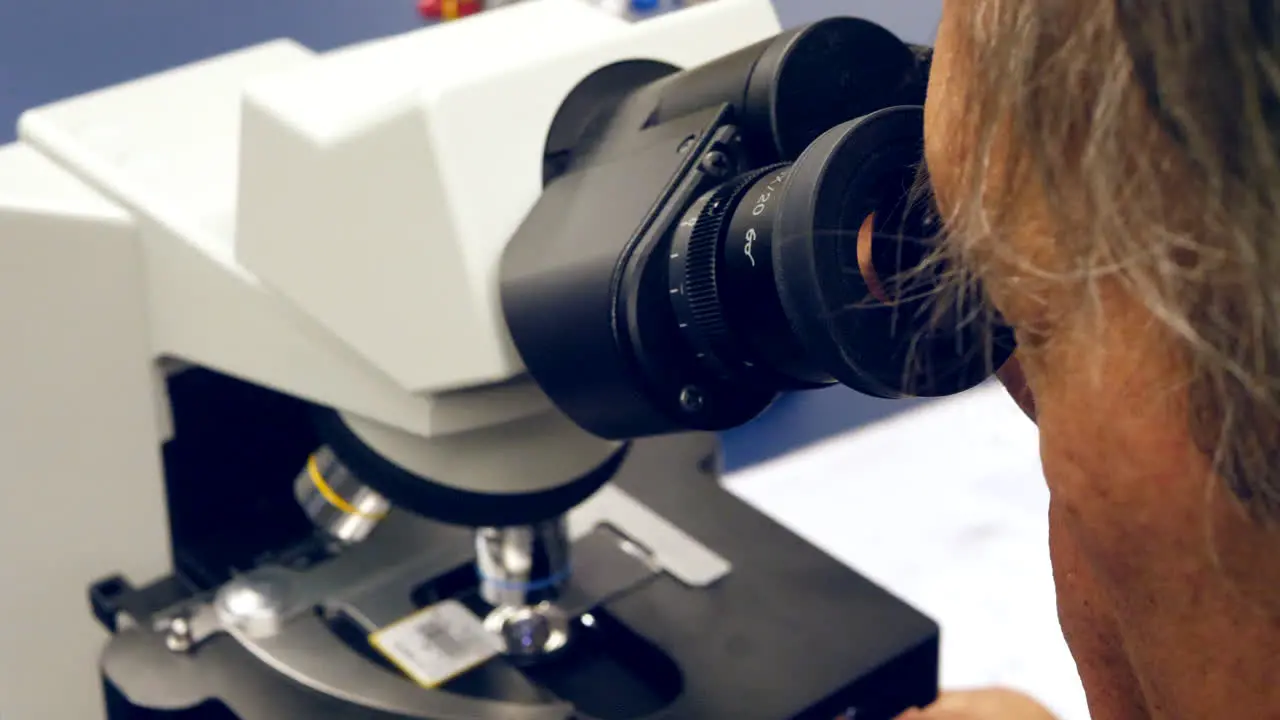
[415,616,467,658]
[369,600,503,687]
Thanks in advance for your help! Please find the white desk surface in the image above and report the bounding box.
[726,383,1091,720]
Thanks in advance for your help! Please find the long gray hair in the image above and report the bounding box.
[933,0,1280,519]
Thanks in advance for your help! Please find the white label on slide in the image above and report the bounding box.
[369,599,504,687]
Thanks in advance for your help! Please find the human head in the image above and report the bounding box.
[923,0,1280,667]
[925,0,1280,527]
[922,4,1280,713]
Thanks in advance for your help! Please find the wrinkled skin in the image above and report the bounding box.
[900,2,1280,719]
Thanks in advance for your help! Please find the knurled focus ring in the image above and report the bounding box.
[669,167,778,377]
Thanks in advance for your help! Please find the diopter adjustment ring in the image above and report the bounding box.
[669,165,785,378]
[681,184,739,352]
[669,182,741,377]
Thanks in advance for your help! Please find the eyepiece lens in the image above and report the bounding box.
[667,106,1014,402]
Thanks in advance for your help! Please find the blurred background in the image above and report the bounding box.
[0,1,1088,717]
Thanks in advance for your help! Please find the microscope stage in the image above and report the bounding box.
[99,433,938,720]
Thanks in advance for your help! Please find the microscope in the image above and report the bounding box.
[0,1,1014,718]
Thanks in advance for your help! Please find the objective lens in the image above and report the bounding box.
[668,106,1015,399]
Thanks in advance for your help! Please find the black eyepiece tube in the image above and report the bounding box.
[502,18,1013,442]
[648,17,920,162]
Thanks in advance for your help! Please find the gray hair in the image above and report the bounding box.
[932,0,1280,519]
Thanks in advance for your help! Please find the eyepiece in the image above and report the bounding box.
[649,16,922,162]
[668,106,1015,400]
[502,18,1013,441]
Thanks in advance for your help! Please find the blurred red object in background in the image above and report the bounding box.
[417,0,482,20]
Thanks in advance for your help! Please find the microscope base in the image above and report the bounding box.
[97,433,938,720]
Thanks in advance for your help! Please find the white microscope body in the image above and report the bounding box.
[0,1,782,717]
